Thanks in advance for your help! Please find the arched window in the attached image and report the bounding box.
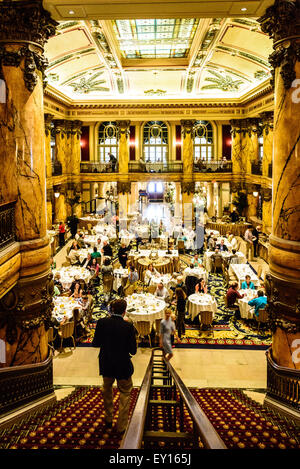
[193,121,214,162]
[143,121,168,164]
[97,121,118,163]
[258,135,263,161]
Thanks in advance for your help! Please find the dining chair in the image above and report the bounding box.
[58,321,76,351]
[255,308,269,331]
[134,321,152,347]
[199,311,214,330]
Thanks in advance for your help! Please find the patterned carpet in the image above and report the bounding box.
[78,253,272,350]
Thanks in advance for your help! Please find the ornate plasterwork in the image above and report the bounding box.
[181,182,195,195]
[117,182,131,194]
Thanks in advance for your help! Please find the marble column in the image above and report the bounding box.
[181,120,195,177]
[207,182,215,218]
[0,0,57,366]
[230,120,245,175]
[181,182,194,228]
[117,182,131,231]
[217,182,223,218]
[174,182,182,220]
[54,185,67,224]
[70,120,82,176]
[261,187,272,234]
[46,188,54,231]
[246,184,259,219]
[245,119,260,175]
[260,112,274,178]
[116,121,130,175]
[259,0,300,371]
[53,119,67,174]
[44,114,54,180]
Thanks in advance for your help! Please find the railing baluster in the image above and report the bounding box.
[0,201,17,250]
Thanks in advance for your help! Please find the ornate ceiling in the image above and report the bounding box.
[44,16,273,102]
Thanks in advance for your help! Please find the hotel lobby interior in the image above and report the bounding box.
[0,0,299,451]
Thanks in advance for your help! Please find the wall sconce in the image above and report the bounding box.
[54,192,60,198]
[253,191,259,197]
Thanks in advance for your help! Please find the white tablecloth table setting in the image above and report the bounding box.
[187,293,218,321]
[182,267,208,283]
[203,250,246,272]
[119,230,136,246]
[215,237,232,249]
[129,249,179,260]
[125,293,166,327]
[52,297,82,322]
[237,289,258,319]
[113,268,129,291]
[229,263,260,288]
[94,223,116,239]
[205,229,220,237]
[148,273,173,290]
[52,267,91,290]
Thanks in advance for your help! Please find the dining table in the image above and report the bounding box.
[237,289,258,319]
[52,267,91,290]
[52,297,82,322]
[113,267,129,291]
[203,250,246,272]
[187,293,218,321]
[182,267,208,283]
[125,293,167,327]
[229,263,260,288]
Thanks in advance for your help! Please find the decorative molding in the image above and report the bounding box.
[44,113,54,137]
[180,120,195,138]
[261,187,272,202]
[117,182,131,195]
[260,111,274,134]
[181,182,195,195]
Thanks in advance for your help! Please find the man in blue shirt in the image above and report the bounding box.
[248,290,267,317]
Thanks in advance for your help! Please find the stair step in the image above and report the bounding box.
[149,400,179,406]
[144,431,194,441]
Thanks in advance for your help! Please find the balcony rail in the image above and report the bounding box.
[268,163,273,179]
[129,161,183,173]
[193,160,232,173]
[266,348,300,412]
[0,200,16,250]
[251,162,263,176]
[80,162,118,173]
[52,161,62,176]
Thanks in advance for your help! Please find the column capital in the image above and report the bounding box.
[180,120,195,138]
[44,113,54,137]
[260,111,274,134]
[116,120,130,136]
[181,182,195,195]
[117,182,131,195]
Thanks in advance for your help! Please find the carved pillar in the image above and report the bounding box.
[245,118,260,174]
[0,0,57,366]
[230,120,245,174]
[46,187,54,230]
[261,187,272,234]
[246,183,259,219]
[44,113,54,179]
[174,182,182,220]
[116,120,130,175]
[259,0,300,370]
[53,184,67,224]
[207,182,215,218]
[70,120,83,176]
[260,111,274,178]
[53,119,67,174]
[181,120,195,177]
[117,182,131,231]
[181,182,195,228]
[217,182,223,218]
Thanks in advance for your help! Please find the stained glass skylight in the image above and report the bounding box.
[113,19,199,58]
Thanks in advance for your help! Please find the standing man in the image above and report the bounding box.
[92,299,137,434]
[244,227,254,261]
[252,225,260,258]
[58,221,66,248]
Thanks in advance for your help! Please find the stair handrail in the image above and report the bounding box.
[120,348,227,449]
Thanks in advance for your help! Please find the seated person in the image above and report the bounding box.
[154,282,169,301]
[77,233,86,249]
[208,237,217,251]
[195,278,208,294]
[230,236,238,251]
[230,208,239,222]
[211,248,223,273]
[241,274,255,290]
[185,268,200,297]
[226,282,245,308]
[72,307,90,341]
[89,258,100,277]
[191,254,202,267]
[216,239,228,252]
[78,295,91,320]
[69,248,80,265]
[102,240,113,258]
[171,275,187,295]
[144,263,159,285]
[127,265,139,284]
[91,246,101,260]
[70,281,82,299]
[53,284,61,296]
[54,272,64,294]
[248,290,267,317]
[229,249,239,264]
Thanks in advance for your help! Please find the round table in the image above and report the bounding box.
[203,250,246,272]
[149,273,173,289]
[52,267,91,290]
[187,293,218,321]
[206,221,251,237]
[182,267,208,283]
[137,257,171,278]
[52,297,82,322]
[113,268,128,291]
[94,223,116,239]
[125,293,166,326]
[237,289,258,319]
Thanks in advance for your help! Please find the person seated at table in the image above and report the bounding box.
[89,258,100,279]
[211,248,223,273]
[195,278,208,295]
[83,253,93,270]
[230,207,239,223]
[216,239,228,252]
[248,290,267,317]
[78,295,91,321]
[70,281,82,299]
[72,307,90,342]
[229,249,239,264]
[77,232,86,249]
[208,237,217,251]
[118,243,129,269]
[175,287,187,339]
[154,282,169,301]
[102,257,114,303]
[230,235,238,251]
[54,272,64,294]
[144,263,159,285]
[124,265,139,296]
[102,240,113,258]
[69,247,80,265]
[53,284,61,297]
[91,246,101,260]
[226,282,245,309]
[185,266,199,297]
[172,275,187,295]
[241,274,255,290]
[191,253,202,267]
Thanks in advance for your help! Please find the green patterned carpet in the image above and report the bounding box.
[79,253,272,350]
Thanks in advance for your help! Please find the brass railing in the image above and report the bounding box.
[193,160,232,173]
[0,200,16,250]
[266,348,300,412]
[129,162,183,173]
[0,351,54,417]
[80,162,118,173]
[120,348,226,449]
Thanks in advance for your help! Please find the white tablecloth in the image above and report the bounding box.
[119,230,136,246]
[187,293,218,321]
[149,273,173,289]
[182,267,208,283]
[237,289,257,319]
[113,268,128,291]
[205,229,220,237]
[129,249,179,260]
[229,264,260,288]
[52,267,91,290]
[52,297,82,322]
[125,293,166,326]
[95,223,116,239]
[203,251,246,272]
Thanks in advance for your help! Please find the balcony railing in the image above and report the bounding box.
[80,162,118,173]
[52,161,62,176]
[0,201,16,250]
[193,160,232,173]
[129,162,183,173]
[251,162,263,176]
